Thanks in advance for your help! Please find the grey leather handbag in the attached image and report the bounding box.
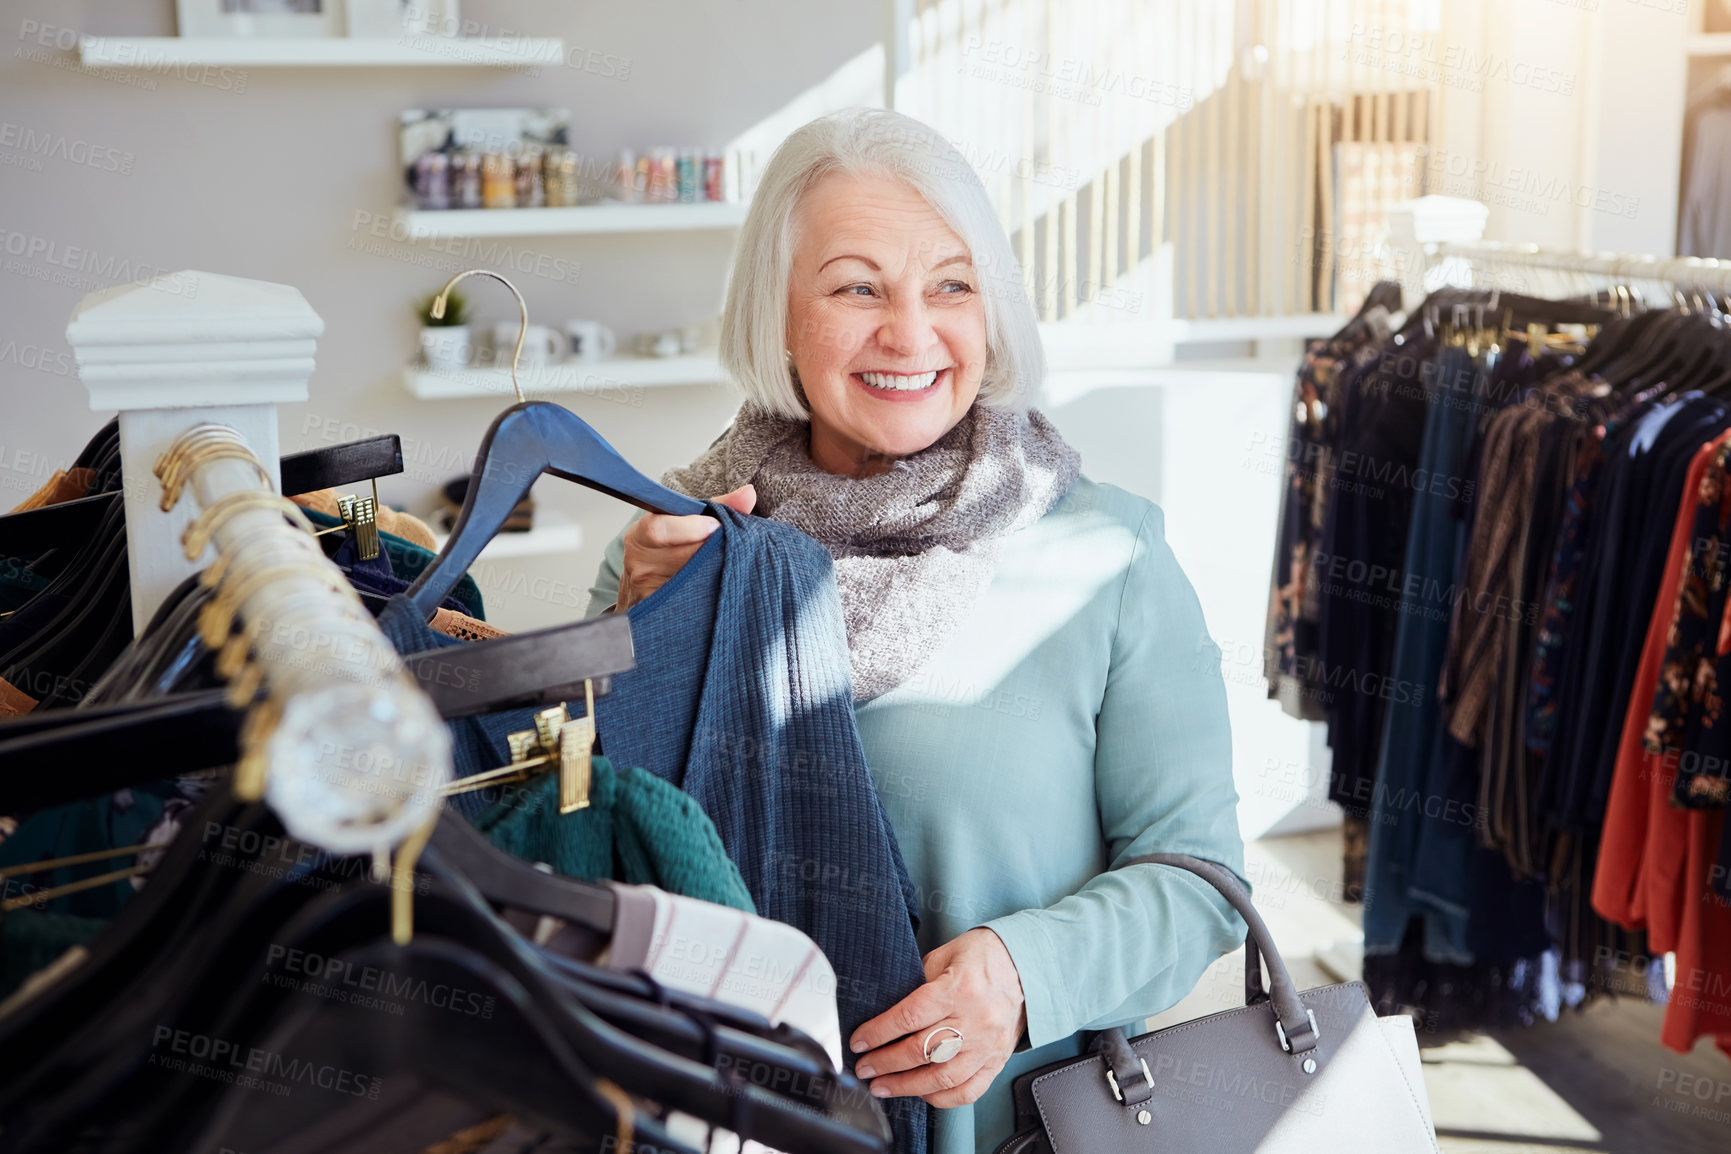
[990,854,1441,1154]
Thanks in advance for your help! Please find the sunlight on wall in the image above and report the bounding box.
[896,0,1445,322]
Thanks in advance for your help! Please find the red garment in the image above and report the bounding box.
[1595,431,1731,1057]
[1667,809,1731,1057]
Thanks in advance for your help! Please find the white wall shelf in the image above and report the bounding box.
[394,203,749,239]
[1045,356,1304,407]
[79,36,564,69]
[1687,34,1731,57]
[432,517,582,562]
[403,354,724,400]
[1037,314,1342,370]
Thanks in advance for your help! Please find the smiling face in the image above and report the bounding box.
[786,169,988,476]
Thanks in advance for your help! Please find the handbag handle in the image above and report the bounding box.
[1122,853,1319,1056]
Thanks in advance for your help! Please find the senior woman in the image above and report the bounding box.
[587,108,1246,1153]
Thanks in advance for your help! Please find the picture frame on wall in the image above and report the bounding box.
[402,1,461,37]
[176,0,342,38]
[350,1,463,39]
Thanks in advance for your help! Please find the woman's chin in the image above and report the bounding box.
[859,418,958,460]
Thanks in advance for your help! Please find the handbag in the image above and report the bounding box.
[991,853,1441,1154]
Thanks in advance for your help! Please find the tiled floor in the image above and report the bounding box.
[1146,830,1731,1154]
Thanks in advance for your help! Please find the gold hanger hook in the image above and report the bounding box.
[432,268,529,404]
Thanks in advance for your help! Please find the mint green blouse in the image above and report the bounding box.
[587,476,1247,1154]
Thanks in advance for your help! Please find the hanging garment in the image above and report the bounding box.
[1442,371,1603,749]
[1363,344,1488,964]
[1265,304,1395,720]
[1526,413,1625,761]
[1587,430,1731,1058]
[1642,442,1731,770]
[0,677,36,717]
[473,756,756,913]
[1472,387,1598,873]
[1597,430,1729,934]
[601,881,844,1067]
[580,506,930,1154]
[1545,397,1731,836]
[387,506,931,1154]
[302,507,485,620]
[1316,332,1439,817]
[1655,443,1731,812]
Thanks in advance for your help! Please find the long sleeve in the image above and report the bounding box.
[982,503,1248,1048]
[584,518,636,618]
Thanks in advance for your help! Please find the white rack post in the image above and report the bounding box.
[61,270,450,856]
[63,270,324,634]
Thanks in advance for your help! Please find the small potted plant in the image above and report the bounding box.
[416,288,471,372]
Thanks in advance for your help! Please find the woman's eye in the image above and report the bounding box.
[936,280,973,294]
[838,284,876,297]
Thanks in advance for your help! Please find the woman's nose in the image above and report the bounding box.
[877,295,934,357]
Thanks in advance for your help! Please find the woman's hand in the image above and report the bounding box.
[614,484,756,612]
[848,928,1027,1107]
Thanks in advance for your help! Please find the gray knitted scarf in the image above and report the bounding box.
[664,403,1081,702]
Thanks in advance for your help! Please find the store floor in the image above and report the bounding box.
[1145,829,1731,1154]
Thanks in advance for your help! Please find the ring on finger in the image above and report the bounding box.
[922,1026,965,1064]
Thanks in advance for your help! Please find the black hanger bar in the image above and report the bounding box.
[425,820,617,929]
[0,435,407,563]
[0,491,114,558]
[278,434,404,496]
[0,612,634,811]
[407,612,634,718]
[0,690,238,811]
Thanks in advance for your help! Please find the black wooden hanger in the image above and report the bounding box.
[12,822,881,1154]
[0,613,637,812]
[405,270,708,620]
[174,938,701,1154]
[0,434,406,562]
[426,816,616,930]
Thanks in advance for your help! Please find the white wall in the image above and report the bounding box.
[0,0,882,629]
[1430,0,1689,257]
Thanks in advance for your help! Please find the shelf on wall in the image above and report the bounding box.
[1688,34,1731,57]
[78,36,564,68]
[393,203,750,239]
[432,517,583,562]
[403,354,724,399]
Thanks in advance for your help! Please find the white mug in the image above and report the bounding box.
[563,319,617,362]
[494,322,562,367]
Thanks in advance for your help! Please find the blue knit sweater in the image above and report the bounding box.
[595,504,928,1154]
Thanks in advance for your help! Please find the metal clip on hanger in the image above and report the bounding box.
[444,681,599,812]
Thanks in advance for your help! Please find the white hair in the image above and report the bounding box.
[720,107,1044,420]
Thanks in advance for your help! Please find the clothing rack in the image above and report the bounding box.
[60,269,452,856]
[1425,240,1731,297]
[1263,273,1731,1056]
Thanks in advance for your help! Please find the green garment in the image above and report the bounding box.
[1,912,107,997]
[0,789,176,998]
[474,755,754,913]
[300,507,486,620]
[589,476,1246,1154]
